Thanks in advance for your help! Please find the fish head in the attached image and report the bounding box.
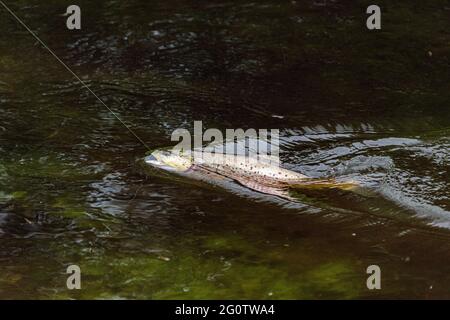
[145,148,193,172]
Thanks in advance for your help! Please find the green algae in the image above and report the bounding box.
[52,194,88,219]
[24,231,364,300]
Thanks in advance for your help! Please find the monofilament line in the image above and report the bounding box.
[0,1,151,151]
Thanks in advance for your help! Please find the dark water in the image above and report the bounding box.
[0,0,449,299]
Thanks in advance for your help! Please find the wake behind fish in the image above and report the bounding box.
[282,129,449,228]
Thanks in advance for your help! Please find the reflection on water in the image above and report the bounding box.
[0,0,449,299]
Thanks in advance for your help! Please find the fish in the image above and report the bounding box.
[143,148,359,200]
[143,148,448,231]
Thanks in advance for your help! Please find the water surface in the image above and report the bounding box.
[0,0,449,299]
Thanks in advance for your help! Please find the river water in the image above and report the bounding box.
[0,0,449,299]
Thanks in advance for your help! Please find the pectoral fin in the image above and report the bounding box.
[290,179,358,190]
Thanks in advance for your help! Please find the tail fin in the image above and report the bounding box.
[289,178,373,197]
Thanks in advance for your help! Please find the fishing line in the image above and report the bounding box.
[0,1,151,151]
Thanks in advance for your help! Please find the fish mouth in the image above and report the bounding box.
[144,152,191,172]
[144,154,174,170]
[144,154,160,165]
[144,154,174,171]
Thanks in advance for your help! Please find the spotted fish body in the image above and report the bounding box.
[195,153,306,181]
[188,153,303,195]
[145,149,357,199]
